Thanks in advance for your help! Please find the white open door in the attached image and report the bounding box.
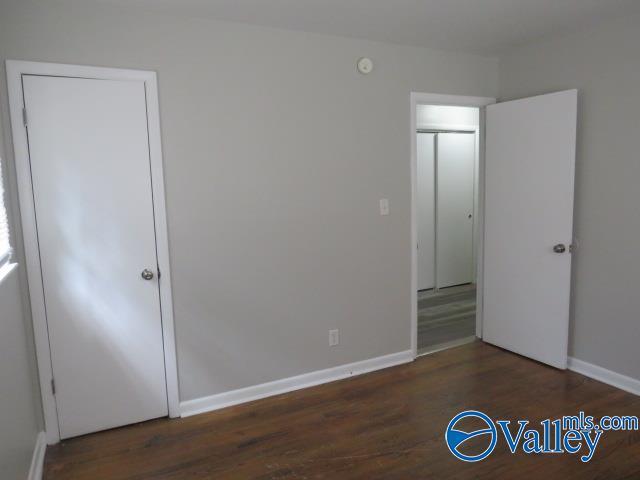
[483,90,577,369]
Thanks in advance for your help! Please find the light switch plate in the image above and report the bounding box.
[329,329,339,346]
[379,198,389,216]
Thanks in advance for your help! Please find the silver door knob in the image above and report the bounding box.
[553,244,566,254]
[141,268,155,280]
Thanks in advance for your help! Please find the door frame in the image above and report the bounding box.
[6,60,180,444]
[410,92,496,358]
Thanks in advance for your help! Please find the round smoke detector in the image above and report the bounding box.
[357,57,373,74]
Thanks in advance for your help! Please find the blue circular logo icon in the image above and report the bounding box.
[445,410,497,462]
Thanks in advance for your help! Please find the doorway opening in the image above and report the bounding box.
[417,106,478,354]
[410,93,496,358]
[411,90,577,367]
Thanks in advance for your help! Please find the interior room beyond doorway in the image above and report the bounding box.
[416,104,479,354]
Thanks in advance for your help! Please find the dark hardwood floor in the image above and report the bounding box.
[44,342,640,479]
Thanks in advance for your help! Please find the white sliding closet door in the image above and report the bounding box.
[436,133,475,288]
[417,133,436,291]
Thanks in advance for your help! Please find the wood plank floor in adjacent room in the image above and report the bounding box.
[44,342,640,479]
[418,284,477,351]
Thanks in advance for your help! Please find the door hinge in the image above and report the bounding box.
[22,107,28,127]
[51,378,56,395]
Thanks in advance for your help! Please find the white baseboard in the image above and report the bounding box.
[28,432,46,480]
[181,350,414,417]
[568,357,640,396]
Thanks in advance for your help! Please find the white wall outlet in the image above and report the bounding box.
[379,198,389,216]
[329,329,339,346]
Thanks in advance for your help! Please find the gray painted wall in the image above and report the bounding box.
[0,266,41,477]
[0,106,41,475]
[499,13,640,381]
[0,0,498,401]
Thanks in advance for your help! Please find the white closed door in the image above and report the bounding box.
[483,90,577,369]
[23,75,168,438]
[417,133,435,291]
[436,133,475,288]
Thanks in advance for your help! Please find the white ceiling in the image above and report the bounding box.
[84,0,640,55]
